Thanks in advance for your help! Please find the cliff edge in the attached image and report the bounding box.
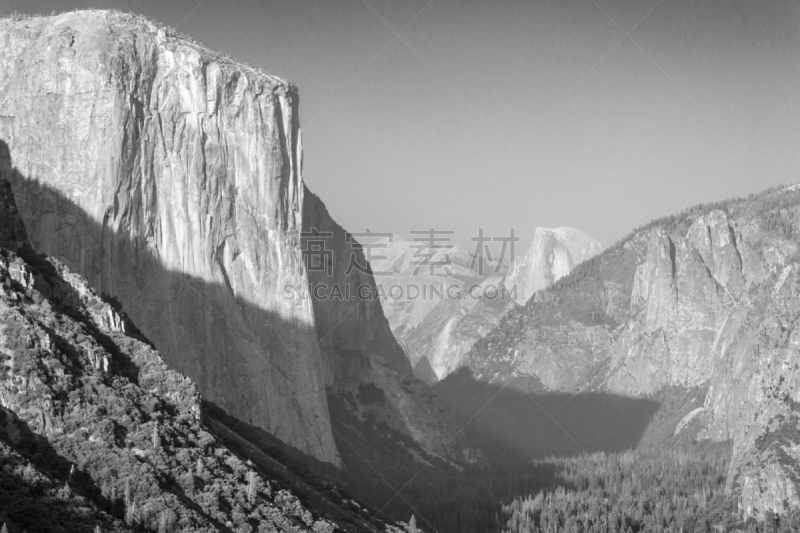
[0,10,474,469]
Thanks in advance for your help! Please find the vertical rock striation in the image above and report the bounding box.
[458,190,800,517]
[0,11,338,463]
[0,10,475,469]
[606,211,760,395]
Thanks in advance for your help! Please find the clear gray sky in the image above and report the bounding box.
[4,0,800,251]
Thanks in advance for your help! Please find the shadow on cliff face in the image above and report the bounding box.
[0,139,468,478]
[0,139,496,530]
[0,139,340,462]
[435,367,660,459]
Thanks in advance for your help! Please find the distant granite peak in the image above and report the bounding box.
[506,226,602,304]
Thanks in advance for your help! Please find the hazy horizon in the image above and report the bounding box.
[4,0,799,253]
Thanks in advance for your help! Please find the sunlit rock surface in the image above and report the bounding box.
[460,189,800,518]
[0,10,338,463]
[506,227,602,305]
[0,10,476,467]
[0,174,412,533]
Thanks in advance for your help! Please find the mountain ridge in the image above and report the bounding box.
[455,183,800,518]
[373,226,600,383]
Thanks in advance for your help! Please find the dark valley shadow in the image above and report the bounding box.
[203,397,577,533]
[435,367,661,460]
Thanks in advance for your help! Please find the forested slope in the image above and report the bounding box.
[0,172,409,531]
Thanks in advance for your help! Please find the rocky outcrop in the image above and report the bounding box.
[458,187,800,518]
[605,211,777,395]
[701,264,800,520]
[0,11,475,468]
[506,227,602,305]
[464,208,786,395]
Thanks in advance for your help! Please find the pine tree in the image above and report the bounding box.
[247,470,257,504]
[123,478,132,523]
[408,514,419,533]
[180,471,195,494]
[66,463,75,488]
[126,497,137,526]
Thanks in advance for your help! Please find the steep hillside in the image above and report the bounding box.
[301,190,479,469]
[456,184,800,518]
[401,286,513,382]
[0,10,474,469]
[0,176,413,532]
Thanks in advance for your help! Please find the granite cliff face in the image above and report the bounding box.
[462,206,781,394]
[0,11,473,469]
[0,174,415,533]
[0,10,333,463]
[506,227,602,305]
[457,186,800,518]
[301,191,477,465]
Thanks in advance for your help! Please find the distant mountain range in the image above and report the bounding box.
[373,228,601,383]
